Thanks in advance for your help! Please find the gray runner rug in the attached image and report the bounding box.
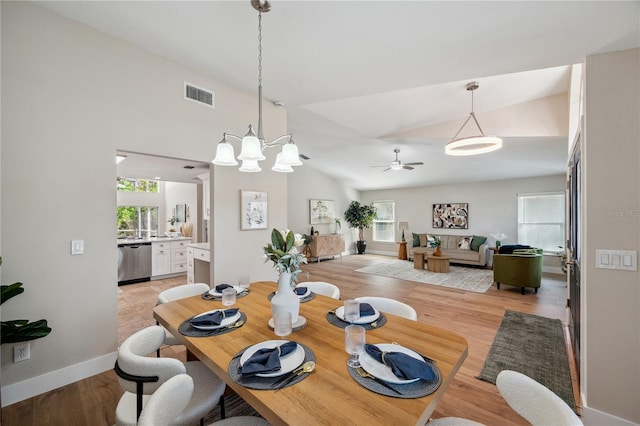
[477,310,576,411]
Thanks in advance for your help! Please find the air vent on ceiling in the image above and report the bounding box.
[184,81,214,108]
[183,165,195,170]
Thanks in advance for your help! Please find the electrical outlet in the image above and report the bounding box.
[14,343,30,363]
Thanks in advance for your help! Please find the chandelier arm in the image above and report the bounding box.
[451,114,474,140]
[469,112,487,136]
[263,134,292,148]
[224,133,244,143]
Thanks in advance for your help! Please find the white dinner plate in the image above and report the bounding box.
[208,285,243,296]
[335,306,380,324]
[240,340,305,378]
[190,309,241,331]
[294,286,311,298]
[359,343,424,384]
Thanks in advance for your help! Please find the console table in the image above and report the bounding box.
[308,234,344,263]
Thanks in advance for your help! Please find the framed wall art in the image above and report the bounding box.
[433,203,469,229]
[309,199,334,224]
[241,190,268,230]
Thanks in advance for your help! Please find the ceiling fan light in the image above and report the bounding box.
[271,153,294,173]
[239,159,262,172]
[390,162,403,171]
[212,140,239,166]
[445,136,503,156]
[279,142,302,166]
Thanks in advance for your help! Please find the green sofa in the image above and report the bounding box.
[493,248,543,295]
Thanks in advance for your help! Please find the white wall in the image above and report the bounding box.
[0,1,287,405]
[287,164,360,252]
[582,47,639,424]
[360,175,565,257]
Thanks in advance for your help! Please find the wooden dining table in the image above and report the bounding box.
[153,281,468,426]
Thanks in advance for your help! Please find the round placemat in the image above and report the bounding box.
[179,312,247,337]
[201,289,250,301]
[267,291,316,303]
[326,311,387,330]
[347,359,442,398]
[228,343,315,390]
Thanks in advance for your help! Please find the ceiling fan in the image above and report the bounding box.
[372,148,424,172]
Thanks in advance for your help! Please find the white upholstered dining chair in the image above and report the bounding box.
[115,325,226,426]
[496,370,582,426]
[137,374,194,426]
[156,283,210,356]
[297,281,340,299]
[355,296,418,321]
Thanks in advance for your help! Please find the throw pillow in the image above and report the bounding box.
[426,234,437,247]
[458,236,473,250]
[470,235,487,251]
[419,234,428,247]
[412,233,420,247]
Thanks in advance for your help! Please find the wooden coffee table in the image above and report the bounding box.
[413,248,428,269]
[427,254,451,273]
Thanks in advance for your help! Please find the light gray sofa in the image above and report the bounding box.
[408,233,489,266]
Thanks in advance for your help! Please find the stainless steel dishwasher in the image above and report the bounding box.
[117,242,152,285]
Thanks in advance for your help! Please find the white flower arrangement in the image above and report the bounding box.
[263,228,308,284]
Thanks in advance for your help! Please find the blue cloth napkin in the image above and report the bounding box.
[365,344,435,381]
[190,308,239,327]
[294,287,308,296]
[215,283,233,293]
[359,303,376,317]
[239,341,298,377]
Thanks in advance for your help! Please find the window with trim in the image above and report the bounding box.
[517,192,565,254]
[116,178,159,193]
[373,201,395,242]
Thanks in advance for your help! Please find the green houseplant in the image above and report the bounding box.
[1,257,52,344]
[344,201,377,254]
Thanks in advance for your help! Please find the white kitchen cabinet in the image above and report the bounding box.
[152,242,171,276]
[152,238,191,278]
[170,239,189,273]
[187,243,210,284]
[186,246,194,283]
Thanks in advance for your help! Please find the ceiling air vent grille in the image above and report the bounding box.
[184,82,214,108]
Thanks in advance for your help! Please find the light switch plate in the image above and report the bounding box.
[596,249,637,271]
[71,240,84,255]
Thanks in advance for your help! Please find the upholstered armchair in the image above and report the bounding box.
[493,249,543,295]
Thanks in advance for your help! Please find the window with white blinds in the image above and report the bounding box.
[373,201,395,242]
[517,192,565,254]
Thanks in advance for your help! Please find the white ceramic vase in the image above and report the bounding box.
[271,271,300,324]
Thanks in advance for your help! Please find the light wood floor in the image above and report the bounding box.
[1,254,579,425]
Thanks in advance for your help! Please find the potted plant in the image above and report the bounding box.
[333,218,342,234]
[1,257,52,344]
[344,201,377,254]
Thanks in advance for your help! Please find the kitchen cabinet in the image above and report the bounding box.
[187,243,210,284]
[152,241,171,276]
[151,238,191,277]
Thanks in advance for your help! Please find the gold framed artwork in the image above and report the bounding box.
[309,199,334,224]
[241,190,268,230]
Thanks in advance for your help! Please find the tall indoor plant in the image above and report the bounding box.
[344,201,377,254]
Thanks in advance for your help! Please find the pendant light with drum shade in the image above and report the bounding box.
[445,81,502,156]
[212,0,302,173]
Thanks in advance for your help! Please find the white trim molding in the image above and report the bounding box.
[1,351,118,407]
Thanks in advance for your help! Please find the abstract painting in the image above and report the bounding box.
[433,203,469,229]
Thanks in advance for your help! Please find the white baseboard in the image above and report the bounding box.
[365,250,396,257]
[1,351,118,407]
[582,404,637,426]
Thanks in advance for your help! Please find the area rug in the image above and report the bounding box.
[477,310,576,411]
[355,259,493,293]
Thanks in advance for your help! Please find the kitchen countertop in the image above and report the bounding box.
[117,236,192,245]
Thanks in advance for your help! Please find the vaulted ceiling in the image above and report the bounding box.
[40,1,640,190]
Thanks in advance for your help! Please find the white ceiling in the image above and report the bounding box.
[40,1,640,190]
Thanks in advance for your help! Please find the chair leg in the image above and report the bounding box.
[521,287,525,295]
[535,287,538,293]
[496,282,500,290]
[219,395,226,419]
